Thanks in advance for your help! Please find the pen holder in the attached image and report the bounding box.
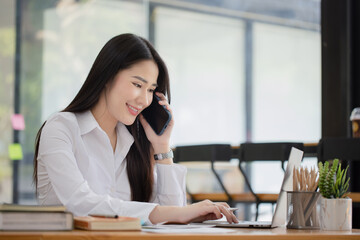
[286,191,320,229]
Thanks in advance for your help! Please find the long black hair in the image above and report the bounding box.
[33,33,170,202]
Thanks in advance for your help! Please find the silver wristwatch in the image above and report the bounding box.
[154,149,174,160]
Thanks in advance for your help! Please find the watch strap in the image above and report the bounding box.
[154,149,174,160]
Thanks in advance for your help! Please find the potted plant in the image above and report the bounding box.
[318,159,352,230]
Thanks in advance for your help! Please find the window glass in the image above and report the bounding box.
[253,23,321,143]
[154,7,246,146]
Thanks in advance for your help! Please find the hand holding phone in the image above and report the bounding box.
[141,94,172,136]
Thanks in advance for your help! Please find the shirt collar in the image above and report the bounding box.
[76,110,135,154]
[76,110,99,135]
[115,122,135,161]
[116,121,135,149]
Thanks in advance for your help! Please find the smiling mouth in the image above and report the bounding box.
[127,104,140,116]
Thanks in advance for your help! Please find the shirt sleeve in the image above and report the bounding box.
[153,163,187,206]
[38,116,158,223]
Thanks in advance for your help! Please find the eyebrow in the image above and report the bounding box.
[132,76,158,87]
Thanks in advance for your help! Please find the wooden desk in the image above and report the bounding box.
[0,227,359,240]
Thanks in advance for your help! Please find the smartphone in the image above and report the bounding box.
[142,95,172,136]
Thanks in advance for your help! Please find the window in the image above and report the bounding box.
[154,7,246,146]
[253,23,321,143]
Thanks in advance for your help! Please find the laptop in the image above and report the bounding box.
[200,147,303,228]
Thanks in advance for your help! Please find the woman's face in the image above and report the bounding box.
[105,60,159,125]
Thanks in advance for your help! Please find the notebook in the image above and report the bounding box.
[201,147,303,228]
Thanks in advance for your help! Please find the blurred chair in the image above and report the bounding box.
[173,144,234,205]
[237,142,304,220]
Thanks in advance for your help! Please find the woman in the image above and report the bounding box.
[33,33,238,224]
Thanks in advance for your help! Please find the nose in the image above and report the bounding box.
[137,91,151,108]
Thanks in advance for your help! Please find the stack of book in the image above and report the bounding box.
[0,203,73,231]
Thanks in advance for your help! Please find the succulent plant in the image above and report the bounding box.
[318,159,350,199]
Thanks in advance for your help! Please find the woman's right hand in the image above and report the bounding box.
[149,200,238,224]
[178,200,238,224]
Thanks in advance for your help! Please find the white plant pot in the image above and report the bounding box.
[320,197,352,231]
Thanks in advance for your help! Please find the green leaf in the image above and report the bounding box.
[318,159,350,198]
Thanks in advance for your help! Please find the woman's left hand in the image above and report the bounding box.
[139,92,174,154]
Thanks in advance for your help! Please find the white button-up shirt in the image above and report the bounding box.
[37,111,187,223]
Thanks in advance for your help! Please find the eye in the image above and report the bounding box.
[132,82,141,88]
[149,88,156,93]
